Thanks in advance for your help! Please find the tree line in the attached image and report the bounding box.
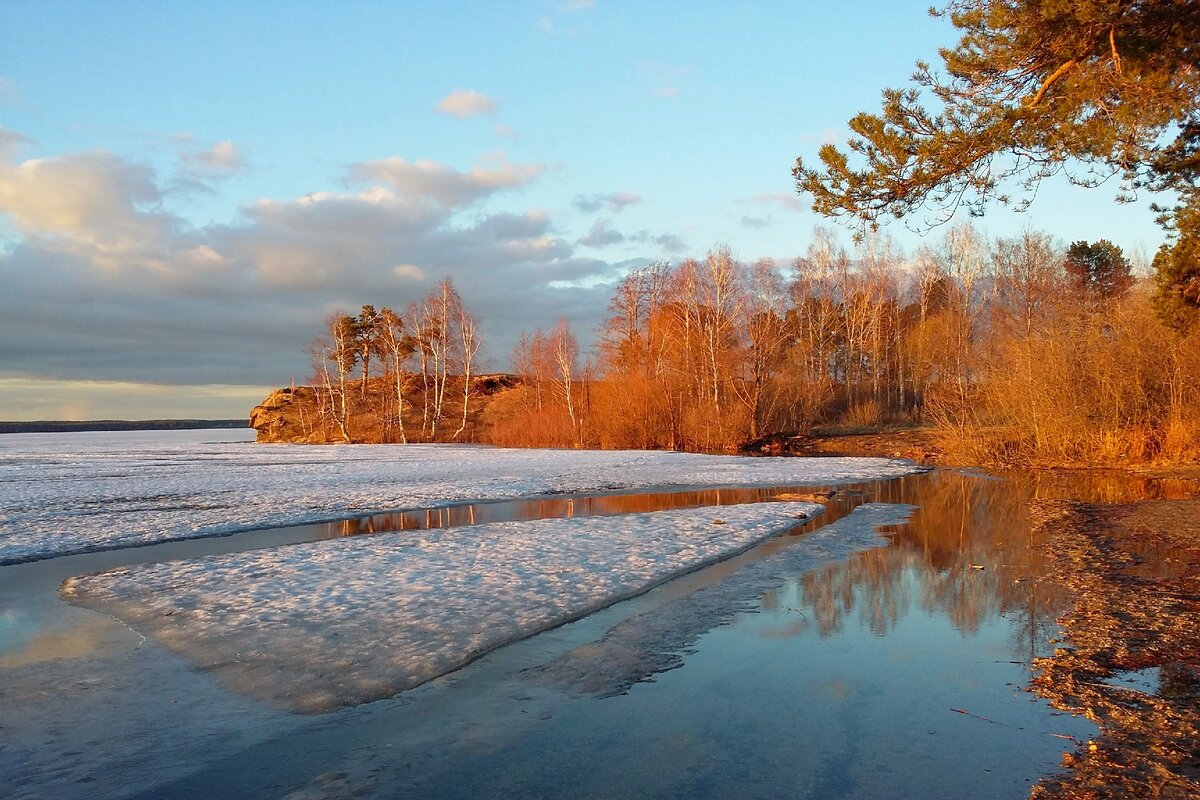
[787,0,1200,468]
[296,225,1199,465]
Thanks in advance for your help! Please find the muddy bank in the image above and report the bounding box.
[741,426,943,464]
[1029,499,1200,799]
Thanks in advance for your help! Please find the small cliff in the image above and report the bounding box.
[249,375,520,444]
[249,386,325,443]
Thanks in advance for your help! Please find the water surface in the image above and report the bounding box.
[4,466,1192,799]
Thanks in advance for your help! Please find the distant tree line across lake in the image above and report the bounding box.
[288,224,1199,466]
[0,420,248,434]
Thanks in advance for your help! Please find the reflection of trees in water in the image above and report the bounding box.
[329,486,798,539]
[797,472,1076,652]
[323,469,1187,658]
[1011,470,1200,504]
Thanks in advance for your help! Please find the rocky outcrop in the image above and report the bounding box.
[249,375,522,444]
[250,386,326,443]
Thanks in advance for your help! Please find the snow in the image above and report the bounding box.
[62,501,824,713]
[0,428,921,564]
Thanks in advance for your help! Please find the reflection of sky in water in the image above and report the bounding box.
[1104,667,1161,696]
[121,471,1105,799]
[0,608,35,655]
[404,540,1095,799]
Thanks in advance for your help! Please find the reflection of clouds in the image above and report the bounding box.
[0,616,127,668]
[819,677,850,703]
[529,502,906,698]
[755,618,810,640]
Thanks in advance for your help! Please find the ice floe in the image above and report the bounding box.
[1,428,921,563]
[63,501,823,713]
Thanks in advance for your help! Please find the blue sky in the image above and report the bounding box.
[0,1,1168,420]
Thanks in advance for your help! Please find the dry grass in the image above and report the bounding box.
[934,296,1200,467]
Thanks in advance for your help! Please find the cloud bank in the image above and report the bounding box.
[0,138,682,415]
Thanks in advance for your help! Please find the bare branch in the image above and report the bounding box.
[1026,59,1077,108]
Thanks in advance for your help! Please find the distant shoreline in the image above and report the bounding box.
[0,419,248,434]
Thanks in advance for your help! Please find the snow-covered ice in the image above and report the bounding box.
[63,501,823,713]
[1,428,921,564]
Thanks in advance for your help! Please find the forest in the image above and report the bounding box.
[284,223,1200,467]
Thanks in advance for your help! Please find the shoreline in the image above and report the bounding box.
[803,425,1200,798]
[1028,500,1200,799]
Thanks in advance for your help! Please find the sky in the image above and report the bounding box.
[0,1,1169,420]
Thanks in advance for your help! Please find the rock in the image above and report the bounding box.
[249,386,324,443]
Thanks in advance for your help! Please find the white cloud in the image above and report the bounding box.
[348,154,544,208]
[435,89,497,119]
[181,245,229,270]
[0,77,19,106]
[0,149,176,266]
[573,191,641,214]
[180,140,244,174]
[0,139,627,404]
[393,263,425,281]
[752,192,806,213]
[0,126,28,161]
[639,61,693,99]
[797,127,843,146]
[578,218,624,248]
[629,230,687,254]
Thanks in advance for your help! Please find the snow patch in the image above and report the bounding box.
[1,429,921,563]
[62,501,822,713]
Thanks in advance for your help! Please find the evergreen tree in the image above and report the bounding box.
[793,1,1200,238]
[1063,240,1133,301]
[1151,219,1200,332]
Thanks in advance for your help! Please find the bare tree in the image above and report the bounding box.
[311,311,357,443]
[423,279,461,440]
[548,318,579,446]
[737,258,793,438]
[376,307,415,443]
[454,302,482,439]
[992,230,1062,335]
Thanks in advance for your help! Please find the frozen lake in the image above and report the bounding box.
[0,428,916,564]
[0,430,1097,799]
